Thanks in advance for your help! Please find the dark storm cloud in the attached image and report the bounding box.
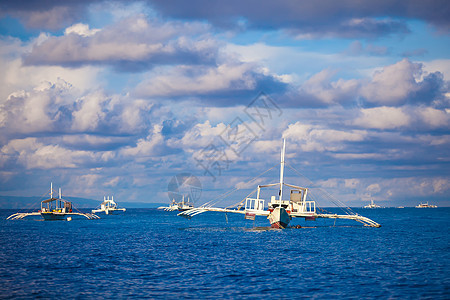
[148,0,450,36]
[2,0,449,35]
[0,0,99,30]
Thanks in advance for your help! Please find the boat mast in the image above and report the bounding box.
[279,139,286,202]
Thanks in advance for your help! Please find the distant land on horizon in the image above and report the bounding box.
[1,195,447,210]
[0,195,165,209]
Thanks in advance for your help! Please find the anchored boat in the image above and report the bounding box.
[92,196,126,214]
[364,199,382,209]
[7,183,100,220]
[158,195,194,211]
[179,139,381,228]
[415,202,437,208]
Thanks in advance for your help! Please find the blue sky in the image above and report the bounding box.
[0,0,449,207]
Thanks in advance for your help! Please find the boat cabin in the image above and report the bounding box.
[41,197,72,213]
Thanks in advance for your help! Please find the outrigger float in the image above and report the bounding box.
[178,139,381,228]
[7,183,100,221]
[92,196,126,214]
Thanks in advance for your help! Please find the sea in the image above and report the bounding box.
[0,208,449,299]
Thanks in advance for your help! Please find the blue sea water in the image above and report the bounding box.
[0,208,449,299]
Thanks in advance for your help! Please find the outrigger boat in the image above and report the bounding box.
[7,183,100,220]
[158,199,179,211]
[92,196,126,214]
[158,196,194,211]
[415,202,437,208]
[364,199,382,209]
[179,139,381,228]
[177,195,194,211]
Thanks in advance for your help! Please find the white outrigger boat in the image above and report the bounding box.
[179,140,381,228]
[92,196,126,214]
[364,199,382,209]
[158,199,179,211]
[415,202,437,208]
[7,183,100,220]
[158,196,194,211]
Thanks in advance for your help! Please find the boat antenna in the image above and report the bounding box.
[279,138,286,202]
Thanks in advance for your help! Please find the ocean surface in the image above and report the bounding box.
[0,207,449,299]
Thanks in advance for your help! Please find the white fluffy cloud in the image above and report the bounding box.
[71,91,108,132]
[0,79,74,138]
[361,59,423,105]
[0,138,110,170]
[23,16,217,70]
[283,121,367,152]
[353,106,411,129]
[135,63,265,97]
[121,124,165,159]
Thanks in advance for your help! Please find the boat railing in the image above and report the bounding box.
[245,198,265,212]
[303,201,316,213]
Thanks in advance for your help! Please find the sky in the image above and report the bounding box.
[0,0,449,208]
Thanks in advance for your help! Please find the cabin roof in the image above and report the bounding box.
[41,197,71,204]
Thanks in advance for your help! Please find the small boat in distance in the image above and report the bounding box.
[7,183,100,220]
[364,199,382,209]
[177,195,194,211]
[158,199,179,211]
[415,202,437,208]
[92,196,126,214]
[158,196,194,211]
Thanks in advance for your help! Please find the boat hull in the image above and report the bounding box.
[268,207,290,229]
[41,212,67,221]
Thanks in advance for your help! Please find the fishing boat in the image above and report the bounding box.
[179,139,380,228]
[92,196,126,214]
[177,195,194,211]
[158,196,194,211]
[364,199,382,209]
[7,183,100,220]
[415,202,437,208]
[158,199,179,211]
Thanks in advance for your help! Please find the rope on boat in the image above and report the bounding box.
[285,163,358,216]
[225,188,258,210]
[200,164,279,209]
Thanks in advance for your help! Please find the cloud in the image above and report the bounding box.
[120,124,167,159]
[64,23,100,37]
[290,69,360,106]
[289,17,409,40]
[353,106,410,129]
[419,107,449,128]
[346,41,389,56]
[23,16,218,71]
[3,0,449,36]
[176,120,227,150]
[3,4,87,30]
[0,137,109,170]
[273,58,447,108]
[0,79,75,139]
[148,0,450,36]
[360,59,447,106]
[283,121,367,152]
[135,62,285,102]
[360,59,422,105]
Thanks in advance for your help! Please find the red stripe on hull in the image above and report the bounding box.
[270,221,288,229]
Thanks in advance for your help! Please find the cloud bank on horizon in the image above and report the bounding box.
[0,0,449,207]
